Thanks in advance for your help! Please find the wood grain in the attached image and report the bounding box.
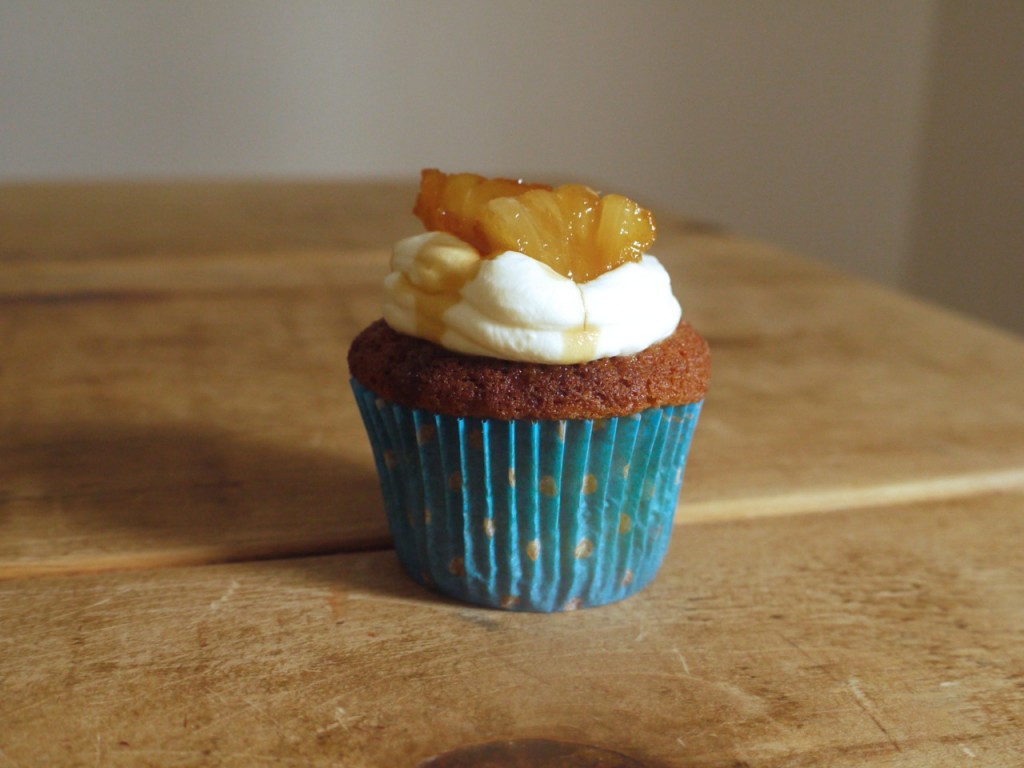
[3,182,1024,577]
[1,492,1021,767]
[666,230,1024,519]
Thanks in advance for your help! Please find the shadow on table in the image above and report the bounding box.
[0,419,411,585]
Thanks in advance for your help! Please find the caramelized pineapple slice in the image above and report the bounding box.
[412,169,656,282]
[481,185,656,282]
[413,169,549,253]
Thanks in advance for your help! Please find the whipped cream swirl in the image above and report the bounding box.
[383,231,682,365]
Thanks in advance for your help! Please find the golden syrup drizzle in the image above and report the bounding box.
[563,283,598,362]
[563,325,600,363]
[401,234,481,342]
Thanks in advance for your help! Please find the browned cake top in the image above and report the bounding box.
[348,319,710,420]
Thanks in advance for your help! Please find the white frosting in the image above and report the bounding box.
[383,231,682,364]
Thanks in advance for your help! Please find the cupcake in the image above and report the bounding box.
[348,170,710,612]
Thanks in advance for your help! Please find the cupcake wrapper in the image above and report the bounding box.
[352,379,702,612]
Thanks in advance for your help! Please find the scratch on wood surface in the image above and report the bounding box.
[241,695,283,731]
[959,744,977,759]
[315,705,361,737]
[778,635,904,755]
[847,677,902,753]
[663,648,769,720]
[673,646,692,676]
[209,579,240,611]
[194,689,291,742]
[847,677,872,710]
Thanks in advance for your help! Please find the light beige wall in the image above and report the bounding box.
[0,1,949,292]
[904,0,1024,335]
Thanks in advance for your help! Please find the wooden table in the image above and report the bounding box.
[2,181,1022,766]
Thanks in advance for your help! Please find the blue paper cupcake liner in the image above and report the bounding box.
[351,379,702,612]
